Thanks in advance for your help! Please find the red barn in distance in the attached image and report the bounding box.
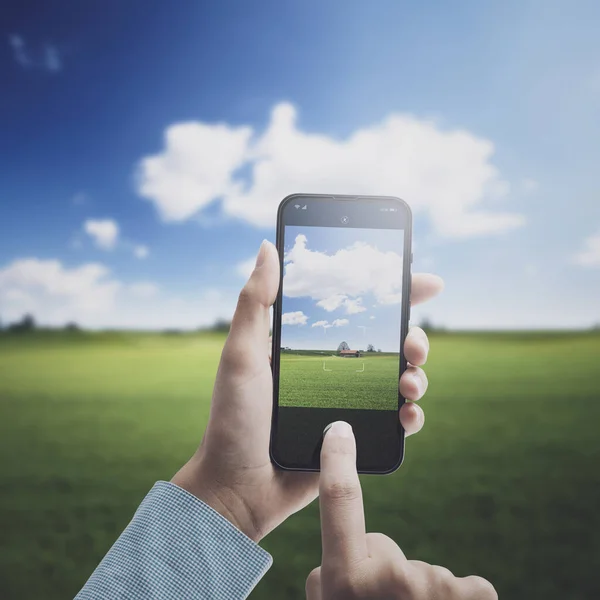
[339,349,361,358]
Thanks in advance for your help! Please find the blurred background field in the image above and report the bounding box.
[1,329,599,599]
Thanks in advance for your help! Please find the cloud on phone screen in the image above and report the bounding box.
[283,234,403,311]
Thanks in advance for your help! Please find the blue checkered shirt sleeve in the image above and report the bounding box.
[75,481,272,599]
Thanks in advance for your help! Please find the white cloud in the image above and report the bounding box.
[133,245,149,259]
[343,298,367,314]
[84,219,119,250]
[573,232,600,267]
[310,318,349,329]
[316,295,367,314]
[369,315,376,320]
[137,121,252,221]
[0,258,236,329]
[378,292,404,305]
[316,294,346,311]
[284,234,403,312]
[0,259,120,325]
[332,318,349,327]
[282,311,308,326]
[137,102,525,238]
[8,35,61,72]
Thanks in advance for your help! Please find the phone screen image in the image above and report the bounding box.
[271,195,412,473]
[279,226,404,411]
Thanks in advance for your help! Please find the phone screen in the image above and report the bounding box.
[271,195,412,473]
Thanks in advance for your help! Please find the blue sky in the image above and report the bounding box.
[1,1,599,329]
[281,226,404,351]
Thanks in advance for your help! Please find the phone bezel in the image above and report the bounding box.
[269,193,413,474]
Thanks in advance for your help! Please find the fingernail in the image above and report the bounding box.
[324,421,353,439]
[255,239,269,268]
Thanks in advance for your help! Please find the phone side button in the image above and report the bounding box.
[408,275,412,322]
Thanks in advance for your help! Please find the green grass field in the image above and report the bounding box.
[1,330,599,599]
[279,352,399,409]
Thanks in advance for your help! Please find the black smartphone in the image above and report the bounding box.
[270,194,412,474]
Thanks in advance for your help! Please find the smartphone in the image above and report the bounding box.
[270,194,412,474]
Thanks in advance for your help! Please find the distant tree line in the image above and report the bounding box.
[1,313,37,333]
[2,313,599,335]
[418,317,447,334]
[209,319,231,333]
[0,313,83,334]
[0,313,232,335]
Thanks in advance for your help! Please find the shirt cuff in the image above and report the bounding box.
[76,481,272,600]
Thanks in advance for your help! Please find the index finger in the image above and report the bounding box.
[319,421,368,567]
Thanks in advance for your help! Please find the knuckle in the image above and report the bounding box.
[366,531,393,546]
[237,283,255,304]
[464,575,498,599]
[322,478,361,503]
[305,567,321,596]
[433,565,454,578]
[385,562,411,595]
[431,565,456,595]
[237,280,268,310]
[366,532,405,558]
[325,570,364,600]
[404,560,431,597]
[364,534,409,595]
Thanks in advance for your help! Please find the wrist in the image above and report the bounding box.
[171,461,263,543]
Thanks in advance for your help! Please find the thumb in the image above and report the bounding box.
[222,240,279,370]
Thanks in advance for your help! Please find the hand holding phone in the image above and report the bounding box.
[271,194,421,473]
[173,234,441,541]
[306,421,498,600]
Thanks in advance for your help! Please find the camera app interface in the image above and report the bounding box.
[279,225,405,410]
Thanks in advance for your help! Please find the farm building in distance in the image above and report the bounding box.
[337,341,361,357]
[339,349,361,358]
